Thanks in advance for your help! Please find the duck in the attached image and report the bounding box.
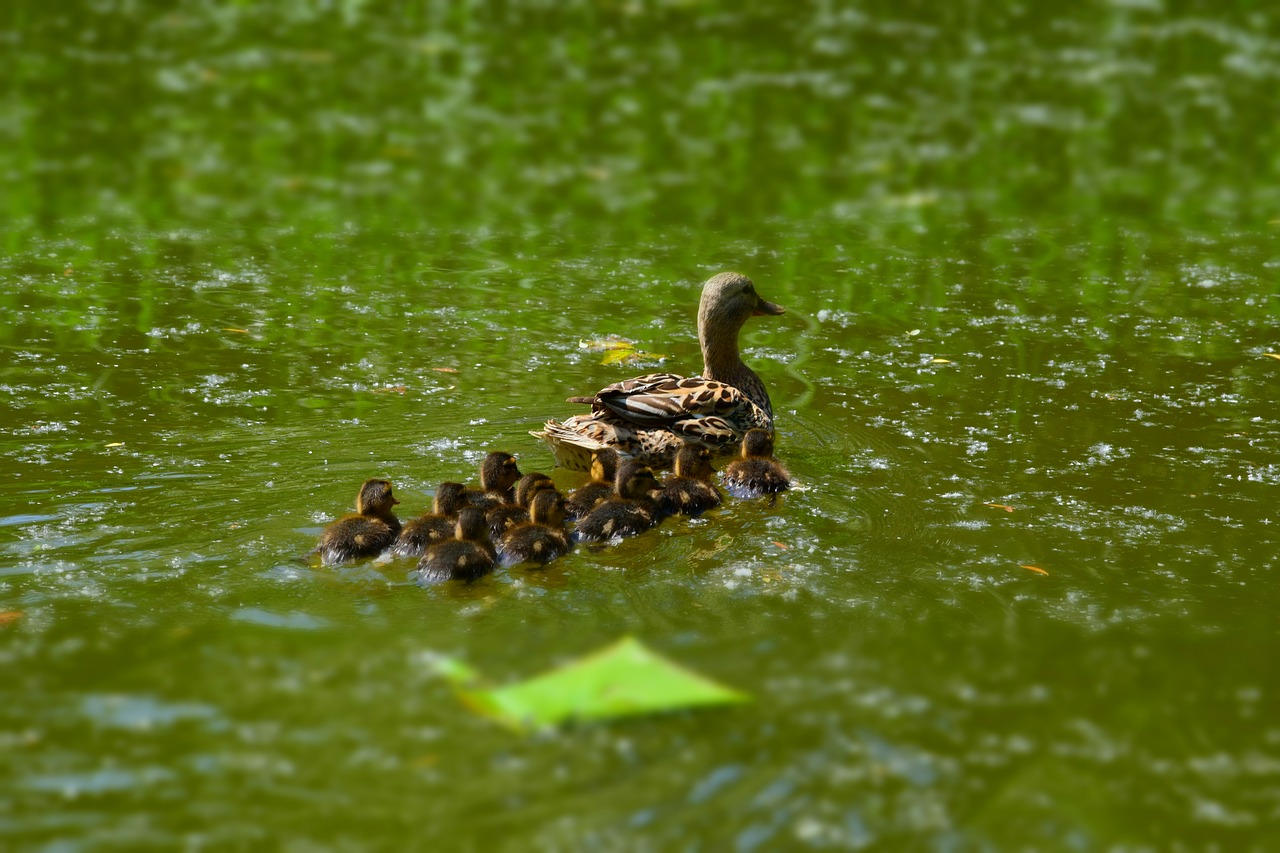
[722,428,792,499]
[463,451,522,511]
[655,444,722,518]
[486,471,558,538]
[416,507,497,584]
[565,447,620,519]
[500,489,573,566]
[391,481,467,558]
[312,478,401,565]
[574,459,663,542]
[531,272,785,471]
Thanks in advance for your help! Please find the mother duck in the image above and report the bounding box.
[532,272,785,470]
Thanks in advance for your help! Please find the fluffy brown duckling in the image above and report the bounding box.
[565,448,620,519]
[464,451,522,512]
[574,459,663,542]
[392,481,467,558]
[416,507,496,584]
[655,444,722,518]
[500,489,573,566]
[722,429,791,499]
[313,478,401,565]
[487,471,558,539]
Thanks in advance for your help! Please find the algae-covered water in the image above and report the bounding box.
[2,2,1279,848]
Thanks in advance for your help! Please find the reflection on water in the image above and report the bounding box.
[3,0,1280,848]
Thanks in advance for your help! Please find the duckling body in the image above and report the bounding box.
[487,471,557,539]
[532,273,785,470]
[392,482,467,558]
[656,445,722,518]
[313,479,401,565]
[575,460,663,542]
[417,507,496,584]
[501,490,572,566]
[464,451,522,512]
[565,448,619,519]
[723,429,791,499]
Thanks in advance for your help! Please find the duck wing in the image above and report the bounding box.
[577,373,771,431]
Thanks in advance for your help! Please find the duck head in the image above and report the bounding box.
[455,507,490,543]
[356,478,399,516]
[479,451,521,493]
[616,459,662,500]
[673,444,715,480]
[515,472,557,507]
[589,447,620,485]
[741,428,775,458]
[528,489,568,527]
[433,481,467,515]
[697,272,784,348]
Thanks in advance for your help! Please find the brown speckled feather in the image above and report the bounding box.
[531,273,784,471]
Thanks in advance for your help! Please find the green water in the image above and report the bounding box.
[3,2,1279,848]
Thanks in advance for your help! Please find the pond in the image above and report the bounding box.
[2,2,1278,848]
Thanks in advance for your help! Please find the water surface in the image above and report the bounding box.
[3,2,1279,848]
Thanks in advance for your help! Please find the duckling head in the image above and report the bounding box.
[616,459,662,500]
[514,472,557,507]
[528,489,568,527]
[356,478,399,516]
[455,507,490,543]
[741,428,775,458]
[433,481,467,515]
[590,447,620,484]
[673,444,714,480]
[480,451,521,492]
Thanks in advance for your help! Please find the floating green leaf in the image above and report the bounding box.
[434,636,750,731]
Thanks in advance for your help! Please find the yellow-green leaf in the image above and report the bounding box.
[433,636,749,732]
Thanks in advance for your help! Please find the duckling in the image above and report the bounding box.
[463,451,522,512]
[722,429,791,499]
[487,471,558,539]
[313,478,401,565]
[392,481,467,558]
[574,459,663,542]
[416,507,496,584]
[501,489,573,566]
[656,444,722,518]
[565,447,620,519]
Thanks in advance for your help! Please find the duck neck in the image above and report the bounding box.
[700,319,773,419]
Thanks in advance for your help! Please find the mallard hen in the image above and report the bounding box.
[532,272,784,470]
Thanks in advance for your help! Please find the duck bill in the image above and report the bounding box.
[753,299,785,316]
